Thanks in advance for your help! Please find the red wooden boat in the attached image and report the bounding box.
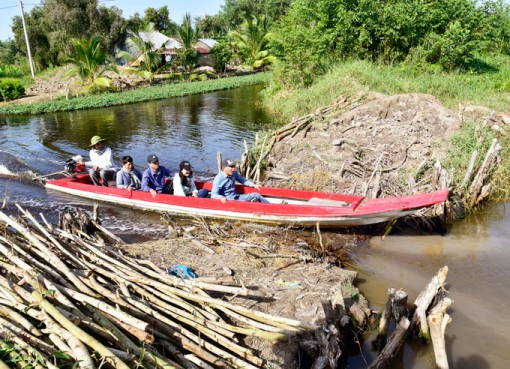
[45,174,449,227]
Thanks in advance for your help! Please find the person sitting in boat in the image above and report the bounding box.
[211,159,269,204]
[85,135,117,186]
[173,160,209,198]
[141,154,173,198]
[116,155,142,191]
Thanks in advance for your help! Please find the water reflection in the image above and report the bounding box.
[2,85,271,176]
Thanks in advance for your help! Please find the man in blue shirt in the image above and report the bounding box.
[141,154,173,197]
[211,159,269,204]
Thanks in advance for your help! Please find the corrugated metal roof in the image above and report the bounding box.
[138,31,183,51]
[199,39,218,47]
[139,31,170,50]
[165,37,183,50]
[198,38,218,48]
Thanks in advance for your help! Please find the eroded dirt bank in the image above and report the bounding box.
[265,93,462,196]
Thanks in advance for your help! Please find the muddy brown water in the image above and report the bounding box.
[351,202,510,369]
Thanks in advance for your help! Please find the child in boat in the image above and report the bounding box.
[211,159,269,204]
[173,160,209,198]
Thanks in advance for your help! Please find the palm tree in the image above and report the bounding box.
[176,13,200,70]
[230,15,275,69]
[67,36,118,85]
[117,22,169,83]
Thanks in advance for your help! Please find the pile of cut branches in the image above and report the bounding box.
[0,205,317,369]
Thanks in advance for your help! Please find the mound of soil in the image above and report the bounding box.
[265,93,461,198]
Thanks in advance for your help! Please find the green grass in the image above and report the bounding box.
[0,72,269,115]
[264,56,510,123]
[0,64,25,78]
[444,121,497,186]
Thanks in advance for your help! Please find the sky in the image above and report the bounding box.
[0,0,225,41]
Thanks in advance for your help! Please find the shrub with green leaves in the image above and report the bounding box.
[0,64,25,78]
[212,40,233,73]
[0,79,25,101]
[270,0,510,87]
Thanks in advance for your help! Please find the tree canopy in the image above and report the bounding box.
[10,0,124,70]
[270,0,510,88]
[126,6,177,36]
[3,0,509,86]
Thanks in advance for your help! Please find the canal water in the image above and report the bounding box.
[1,85,509,368]
[0,84,272,237]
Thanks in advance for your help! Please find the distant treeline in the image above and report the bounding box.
[1,0,509,90]
[0,0,290,73]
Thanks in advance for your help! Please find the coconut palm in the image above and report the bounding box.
[230,15,275,69]
[117,22,169,83]
[67,36,118,85]
[176,13,200,70]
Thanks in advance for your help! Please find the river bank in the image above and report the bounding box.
[0,70,269,115]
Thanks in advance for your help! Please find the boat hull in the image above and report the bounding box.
[45,175,449,227]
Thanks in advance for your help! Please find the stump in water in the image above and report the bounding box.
[368,267,453,369]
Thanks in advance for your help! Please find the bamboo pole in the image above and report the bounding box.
[84,308,181,369]
[30,287,130,369]
[0,304,42,336]
[0,211,94,295]
[0,204,322,369]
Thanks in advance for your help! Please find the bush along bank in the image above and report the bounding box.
[0,72,269,116]
[0,79,25,102]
